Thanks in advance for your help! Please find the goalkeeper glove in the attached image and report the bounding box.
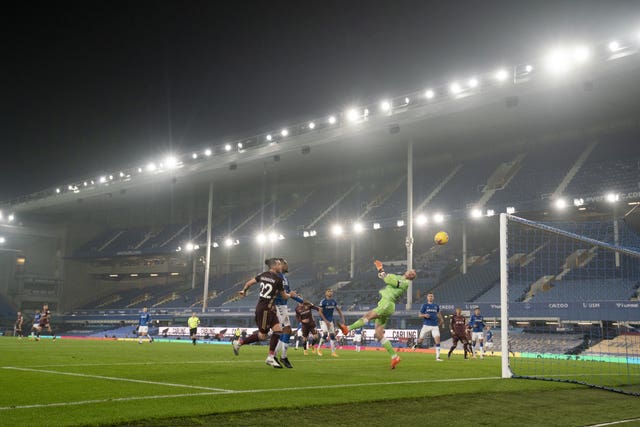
[374,260,384,272]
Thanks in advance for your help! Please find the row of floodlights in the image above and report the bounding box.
[50,32,640,199]
[554,192,622,210]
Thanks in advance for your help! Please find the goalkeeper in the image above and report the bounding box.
[340,261,416,369]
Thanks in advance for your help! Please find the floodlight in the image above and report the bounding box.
[373,223,381,230]
[380,100,392,112]
[280,128,289,137]
[433,213,445,223]
[573,198,584,207]
[303,231,310,238]
[146,163,157,172]
[268,232,278,243]
[256,233,266,244]
[606,193,619,203]
[404,97,410,104]
[494,69,509,82]
[353,222,365,233]
[68,185,73,190]
[212,242,219,248]
[608,40,620,52]
[8,214,14,222]
[470,208,483,219]
[164,156,178,169]
[237,142,243,149]
[525,64,534,73]
[224,144,232,152]
[416,214,428,226]
[555,198,567,209]
[363,108,369,117]
[506,207,516,214]
[544,49,570,74]
[573,45,590,63]
[185,242,195,252]
[0,237,5,244]
[192,153,198,159]
[309,230,317,237]
[204,148,212,156]
[425,89,435,99]
[328,115,337,124]
[278,234,285,241]
[55,188,61,194]
[90,180,95,185]
[331,224,344,237]
[224,238,234,247]
[119,171,125,177]
[266,134,273,141]
[137,168,143,173]
[396,220,405,227]
[449,82,462,94]
[486,209,495,217]
[468,78,479,88]
[308,121,316,129]
[109,175,114,180]
[99,176,107,183]
[346,108,359,122]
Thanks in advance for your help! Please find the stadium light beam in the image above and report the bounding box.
[204,148,212,157]
[346,108,359,122]
[380,100,392,112]
[192,153,198,159]
[373,223,381,230]
[433,213,445,224]
[224,144,232,152]
[416,214,428,226]
[353,222,365,234]
[467,77,479,88]
[8,214,14,222]
[608,40,620,52]
[606,193,620,203]
[470,208,483,219]
[164,156,178,169]
[268,232,278,243]
[308,121,316,130]
[224,237,234,247]
[280,128,289,137]
[555,198,567,209]
[0,237,6,244]
[449,82,462,95]
[331,224,344,237]
[328,115,337,125]
[185,242,195,252]
[425,89,435,99]
[494,68,509,82]
[256,233,266,245]
[266,134,273,142]
[146,163,157,172]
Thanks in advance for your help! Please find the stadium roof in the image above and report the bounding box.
[5,40,640,216]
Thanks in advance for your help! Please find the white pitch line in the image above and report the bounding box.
[585,417,640,427]
[0,376,502,411]
[12,358,380,369]
[1,367,230,392]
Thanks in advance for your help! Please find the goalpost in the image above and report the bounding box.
[499,213,640,396]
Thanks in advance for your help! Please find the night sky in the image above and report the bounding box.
[2,1,638,199]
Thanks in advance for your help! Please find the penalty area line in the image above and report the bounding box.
[1,366,230,392]
[0,376,502,411]
[585,417,640,427]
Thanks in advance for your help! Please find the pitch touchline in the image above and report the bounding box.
[0,376,502,411]
[1,367,230,392]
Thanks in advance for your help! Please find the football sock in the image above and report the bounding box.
[348,318,366,331]
[280,333,290,358]
[436,344,441,358]
[241,332,260,346]
[330,340,335,353]
[269,332,281,354]
[379,337,396,357]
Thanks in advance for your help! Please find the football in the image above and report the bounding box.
[434,231,449,245]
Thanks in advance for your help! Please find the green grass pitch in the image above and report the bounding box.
[0,337,638,426]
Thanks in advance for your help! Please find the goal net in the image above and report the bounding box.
[499,213,640,396]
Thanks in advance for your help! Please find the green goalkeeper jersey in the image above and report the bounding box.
[378,273,410,303]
